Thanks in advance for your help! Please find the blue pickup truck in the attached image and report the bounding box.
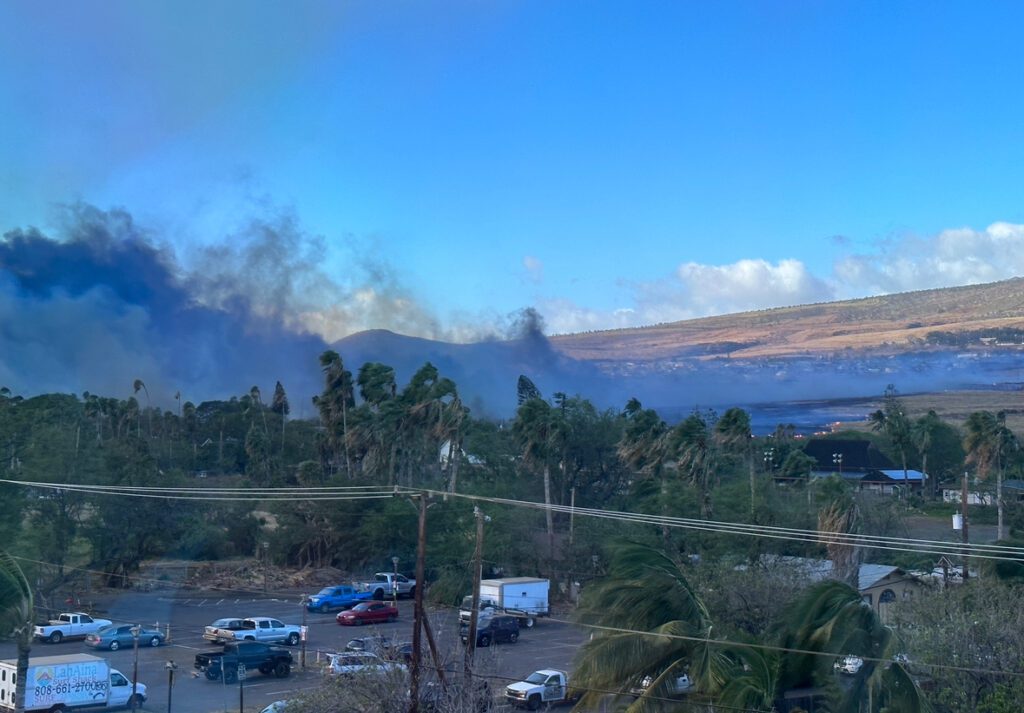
[306,585,373,613]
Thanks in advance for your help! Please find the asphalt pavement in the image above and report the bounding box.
[3,588,588,713]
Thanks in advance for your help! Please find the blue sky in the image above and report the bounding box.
[4,1,1024,341]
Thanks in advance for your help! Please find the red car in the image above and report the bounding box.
[336,601,398,626]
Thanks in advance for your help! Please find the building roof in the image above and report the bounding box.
[754,555,906,592]
[876,469,925,482]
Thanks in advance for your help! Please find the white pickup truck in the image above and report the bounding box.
[357,573,417,600]
[34,612,113,644]
[505,669,580,710]
[219,617,302,646]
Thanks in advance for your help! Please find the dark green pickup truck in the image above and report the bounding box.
[194,640,294,682]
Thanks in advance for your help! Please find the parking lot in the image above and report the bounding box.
[2,588,589,712]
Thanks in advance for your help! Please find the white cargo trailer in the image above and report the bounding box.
[0,653,146,712]
[460,577,549,628]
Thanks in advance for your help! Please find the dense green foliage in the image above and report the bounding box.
[2,368,1023,712]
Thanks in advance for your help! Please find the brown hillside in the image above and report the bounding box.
[551,277,1024,362]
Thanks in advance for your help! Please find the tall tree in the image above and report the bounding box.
[617,398,669,541]
[667,411,719,520]
[869,385,913,495]
[0,550,33,712]
[516,375,542,406]
[911,410,943,499]
[715,407,755,515]
[964,410,1017,541]
[316,351,357,477]
[270,381,290,453]
[513,396,556,560]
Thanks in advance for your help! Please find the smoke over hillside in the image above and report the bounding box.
[1,204,1011,424]
[0,204,618,415]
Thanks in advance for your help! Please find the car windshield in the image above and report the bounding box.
[96,626,116,635]
[212,619,236,627]
[524,672,550,684]
[316,588,334,596]
[352,603,370,611]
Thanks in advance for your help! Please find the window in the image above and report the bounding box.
[111,673,128,687]
[271,620,283,628]
[259,620,270,629]
[879,589,896,604]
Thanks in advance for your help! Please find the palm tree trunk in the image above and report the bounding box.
[997,465,1005,541]
[341,399,352,479]
[544,463,554,560]
[748,447,756,516]
[15,627,30,712]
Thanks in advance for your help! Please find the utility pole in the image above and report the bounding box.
[464,506,486,679]
[130,626,140,712]
[165,660,177,713]
[961,471,970,581]
[300,594,308,669]
[409,493,428,713]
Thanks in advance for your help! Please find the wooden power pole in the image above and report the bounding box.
[409,493,428,713]
[464,506,486,678]
[961,471,970,581]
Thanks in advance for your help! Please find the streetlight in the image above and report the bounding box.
[165,660,177,713]
[391,556,400,608]
[130,625,141,712]
[832,452,843,476]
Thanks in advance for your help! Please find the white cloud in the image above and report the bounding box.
[834,222,1024,295]
[522,255,544,284]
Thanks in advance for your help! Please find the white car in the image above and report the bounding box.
[630,673,693,696]
[325,651,407,676]
[260,703,289,713]
[834,655,864,674]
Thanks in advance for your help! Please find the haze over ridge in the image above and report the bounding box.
[3,204,1021,419]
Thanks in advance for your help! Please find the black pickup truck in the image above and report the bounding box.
[194,640,294,682]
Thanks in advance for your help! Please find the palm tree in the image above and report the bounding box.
[513,396,556,559]
[964,410,1017,541]
[716,407,755,515]
[573,540,718,712]
[317,351,357,477]
[777,580,927,713]
[869,385,913,496]
[911,410,942,499]
[0,550,33,712]
[667,411,718,520]
[617,399,671,543]
[132,378,150,438]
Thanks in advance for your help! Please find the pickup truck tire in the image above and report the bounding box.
[509,632,519,643]
[205,669,220,681]
[243,635,256,641]
[48,631,63,644]
[479,634,491,647]
[373,588,385,600]
[286,632,300,646]
[149,636,162,647]
[130,694,145,707]
[274,662,291,678]
[109,640,120,651]
[527,694,541,711]
[523,617,535,628]
[258,663,271,675]
[317,603,329,614]
[224,669,237,684]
